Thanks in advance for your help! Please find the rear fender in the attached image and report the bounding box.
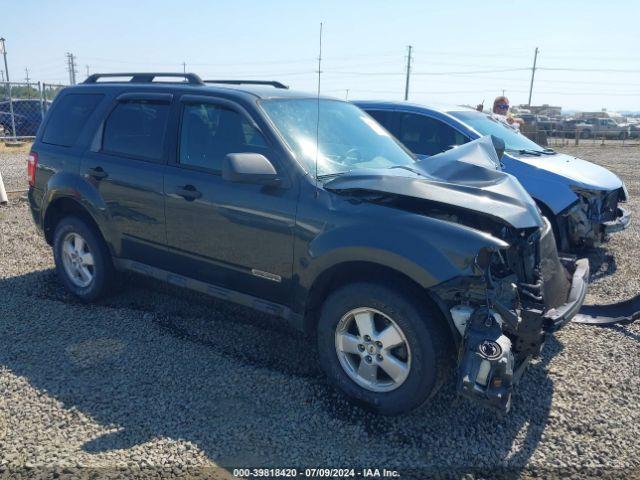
[43,172,120,255]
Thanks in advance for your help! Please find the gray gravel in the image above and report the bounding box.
[1,146,639,478]
[0,150,29,192]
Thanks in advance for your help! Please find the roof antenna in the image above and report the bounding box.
[314,22,323,197]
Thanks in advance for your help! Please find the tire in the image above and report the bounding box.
[52,216,115,302]
[317,282,452,415]
[618,132,627,140]
[580,129,590,139]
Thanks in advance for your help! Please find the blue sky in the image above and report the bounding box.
[2,0,639,111]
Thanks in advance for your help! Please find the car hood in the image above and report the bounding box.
[509,152,623,191]
[324,136,543,230]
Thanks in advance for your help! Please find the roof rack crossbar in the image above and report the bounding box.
[204,80,289,89]
[84,72,205,85]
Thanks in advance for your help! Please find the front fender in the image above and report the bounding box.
[298,211,508,305]
[503,155,578,214]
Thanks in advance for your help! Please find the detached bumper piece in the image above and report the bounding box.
[573,293,640,326]
[603,206,631,234]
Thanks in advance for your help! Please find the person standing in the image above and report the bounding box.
[477,96,524,131]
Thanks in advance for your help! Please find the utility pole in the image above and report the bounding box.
[527,47,538,106]
[182,62,186,74]
[1,38,10,82]
[404,45,412,101]
[66,52,77,85]
[345,89,349,100]
[85,65,90,78]
[25,68,31,98]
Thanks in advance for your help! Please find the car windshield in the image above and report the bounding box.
[260,98,415,177]
[449,110,545,153]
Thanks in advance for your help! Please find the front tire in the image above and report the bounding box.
[53,216,115,302]
[317,282,452,415]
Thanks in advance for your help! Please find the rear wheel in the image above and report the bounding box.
[53,216,115,301]
[317,282,452,415]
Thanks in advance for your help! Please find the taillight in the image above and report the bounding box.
[28,151,38,187]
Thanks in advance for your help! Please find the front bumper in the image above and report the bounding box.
[603,206,631,234]
[542,258,590,331]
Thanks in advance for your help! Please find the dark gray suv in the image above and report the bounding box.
[27,73,588,414]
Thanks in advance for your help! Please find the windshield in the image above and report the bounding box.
[260,99,415,177]
[449,110,545,152]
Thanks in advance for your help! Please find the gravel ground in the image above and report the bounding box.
[1,146,640,478]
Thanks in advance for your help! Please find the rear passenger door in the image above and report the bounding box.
[81,92,172,265]
[163,95,298,306]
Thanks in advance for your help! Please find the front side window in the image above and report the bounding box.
[260,99,414,177]
[42,93,104,147]
[449,110,544,152]
[179,103,268,172]
[102,101,169,160]
[397,113,467,156]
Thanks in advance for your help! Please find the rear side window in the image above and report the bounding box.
[397,113,468,156]
[179,102,268,172]
[102,101,170,161]
[366,110,393,130]
[42,94,103,147]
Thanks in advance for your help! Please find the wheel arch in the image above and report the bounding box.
[302,260,456,344]
[43,196,106,250]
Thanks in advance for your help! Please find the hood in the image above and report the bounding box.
[324,136,543,230]
[509,152,623,191]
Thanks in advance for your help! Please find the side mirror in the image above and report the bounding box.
[490,135,505,160]
[222,153,281,186]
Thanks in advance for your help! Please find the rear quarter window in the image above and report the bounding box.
[42,94,104,147]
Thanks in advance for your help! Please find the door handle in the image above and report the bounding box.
[175,184,202,201]
[87,166,108,180]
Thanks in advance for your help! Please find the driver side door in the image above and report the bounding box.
[163,95,299,306]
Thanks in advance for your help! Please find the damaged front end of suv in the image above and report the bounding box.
[432,217,588,412]
[324,137,589,413]
[558,185,630,250]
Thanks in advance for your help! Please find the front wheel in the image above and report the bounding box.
[53,216,115,302]
[317,282,452,415]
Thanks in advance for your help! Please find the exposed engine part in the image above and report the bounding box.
[457,308,515,412]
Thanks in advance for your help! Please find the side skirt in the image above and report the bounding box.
[113,258,304,329]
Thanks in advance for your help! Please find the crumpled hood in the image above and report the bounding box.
[510,152,623,191]
[325,136,543,230]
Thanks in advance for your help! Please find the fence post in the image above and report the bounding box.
[7,82,16,140]
[575,127,579,146]
[38,81,44,120]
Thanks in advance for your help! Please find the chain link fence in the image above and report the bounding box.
[0,81,67,141]
[519,120,640,148]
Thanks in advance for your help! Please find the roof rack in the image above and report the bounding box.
[83,72,204,85]
[204,80,289,89]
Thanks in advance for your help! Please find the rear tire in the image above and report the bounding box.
[317,282,452,415]
[53,216,115,302]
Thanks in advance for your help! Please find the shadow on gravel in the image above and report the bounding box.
[584,247,617,283]
[0,269,562,476]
